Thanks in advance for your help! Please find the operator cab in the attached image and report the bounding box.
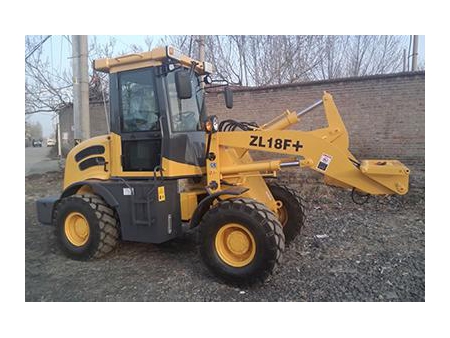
[95,46,217,175]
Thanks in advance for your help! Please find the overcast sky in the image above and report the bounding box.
[26,35,425,138]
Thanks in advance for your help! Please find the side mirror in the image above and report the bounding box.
[175,71,192,99]
[224,87,233,109]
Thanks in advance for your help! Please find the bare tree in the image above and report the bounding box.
[314,35,348,80]
[25,35,136,116]
[205,35,409,85]
[205,35,325,86]
[344,35,406,77]
[25,36,73,115]
[25,35,412,118]
[370,36,406,74]
[88,36,120,102]
[25,120,43,140]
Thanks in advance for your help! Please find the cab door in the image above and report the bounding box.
[117,68,162,172]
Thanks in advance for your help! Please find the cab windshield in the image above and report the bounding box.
[166,70,205,132]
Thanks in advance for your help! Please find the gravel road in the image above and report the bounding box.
[25,168,424,302]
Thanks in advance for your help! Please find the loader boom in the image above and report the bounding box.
[205,92,410,198]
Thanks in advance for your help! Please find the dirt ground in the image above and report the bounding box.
[25,166,424,302]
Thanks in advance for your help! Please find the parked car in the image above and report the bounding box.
[32,139,43,147]
[46,138,56,147]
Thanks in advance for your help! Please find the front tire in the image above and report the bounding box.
[199,198,285,286]
[54,194,119,260]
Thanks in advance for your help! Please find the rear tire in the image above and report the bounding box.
[199,198,285,286]
[54,193,119,260]
[268,183,305,244]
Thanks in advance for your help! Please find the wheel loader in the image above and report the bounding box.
[36,46,410,286]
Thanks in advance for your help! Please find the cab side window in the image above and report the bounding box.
[119,69,160,132]
[166,72,202,132]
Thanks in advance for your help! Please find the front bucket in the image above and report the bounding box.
[359,160,410,195]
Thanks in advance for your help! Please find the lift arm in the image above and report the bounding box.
[206,92,410,195]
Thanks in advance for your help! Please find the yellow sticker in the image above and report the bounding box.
[158,186,165,202]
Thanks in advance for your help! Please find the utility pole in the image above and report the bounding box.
[198,35,205,63]
[198,35,205,88]
[72,35,90,145]
[411,35,419,71]
[403,49,407,72]
[57,116,62,158]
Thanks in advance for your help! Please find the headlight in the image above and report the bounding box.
[205,115,219,133]
[167,46,183,61]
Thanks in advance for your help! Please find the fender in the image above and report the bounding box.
[61,180,119,208]
[36,180,118,226]
[189,187,249,229]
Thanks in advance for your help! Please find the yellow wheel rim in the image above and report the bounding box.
[64,212,90,246]
[215,223,256,267]
[278,206,288,226]
[275,200,288,226]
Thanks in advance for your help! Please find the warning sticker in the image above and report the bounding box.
[158,186,166,202]
[317,153,333,171]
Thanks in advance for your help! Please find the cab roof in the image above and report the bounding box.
[93,45,213,75]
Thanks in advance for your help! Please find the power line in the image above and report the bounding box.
[25,35,52,61]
